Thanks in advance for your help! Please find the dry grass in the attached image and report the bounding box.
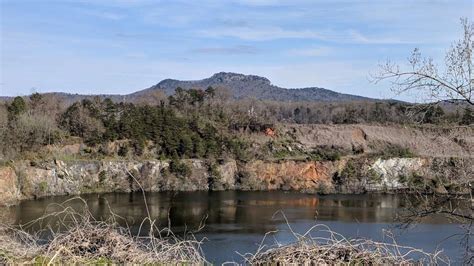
[0,205,452,265]
[240,211,448,265]
[0,197,206,265]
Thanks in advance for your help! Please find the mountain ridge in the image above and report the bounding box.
[133,72,373,102]
[2,72,375,103]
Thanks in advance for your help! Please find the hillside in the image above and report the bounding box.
[1,72,375,103]
[134,72,373,102]
[1,123,472,205]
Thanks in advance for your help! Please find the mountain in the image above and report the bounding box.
[1,72,376,103]
[133,72,373,102]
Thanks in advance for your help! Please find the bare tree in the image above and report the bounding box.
[373,18,473,106]
[373,18,474,263]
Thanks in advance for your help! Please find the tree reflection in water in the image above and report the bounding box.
[3,191,468,264]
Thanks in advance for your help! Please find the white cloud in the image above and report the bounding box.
[348,30,414,45]
[3,0,471,102]
[199,26,324,41]
[287,47,332,57]
[191,45,258,54]
[199,26,415,44]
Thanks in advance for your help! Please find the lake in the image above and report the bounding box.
[3,191,469,264]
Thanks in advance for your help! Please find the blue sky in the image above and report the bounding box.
[1,0,472,101]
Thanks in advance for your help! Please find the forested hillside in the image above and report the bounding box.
[0,72,372,103]
[134,72,372,101]
[0,87,472,163]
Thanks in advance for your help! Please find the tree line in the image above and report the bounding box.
[0,88,472,161]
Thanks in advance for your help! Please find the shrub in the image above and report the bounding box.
[369,142,416,159]
[98,171,107,184]
[131,140,145,156]
[2,113,63,158]
[333,159,373,193]
[38,181,48,193]
[274,149,292,159]
[408,173,425,188]
[309,146,345,161]
[208,163,222,180]
[367,168,382,183]
[352,145,365,155]
[339,160,358,180]
[380,144,415,159]
[226,138,250,161]
[460,107,474,125]
[169,159,191,178]
[398,174,407,184]
[118,146,128,157]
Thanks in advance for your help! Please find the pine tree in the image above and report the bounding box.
[460,107,474,125]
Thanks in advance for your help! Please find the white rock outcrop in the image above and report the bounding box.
[370,158,426,190]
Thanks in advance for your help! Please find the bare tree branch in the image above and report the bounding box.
[372,18,473,106]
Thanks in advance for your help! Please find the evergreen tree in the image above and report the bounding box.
[7,96,26,120]
[460,107,474,125]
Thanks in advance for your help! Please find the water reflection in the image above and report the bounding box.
[7,191,453,233]
[2,191,467,264]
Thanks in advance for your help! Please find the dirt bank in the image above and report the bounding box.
[278,124,473,158]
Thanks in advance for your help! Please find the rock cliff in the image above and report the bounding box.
[1,156,471,206]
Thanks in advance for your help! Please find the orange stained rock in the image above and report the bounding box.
[250,161,332,190]
[264,128,276,137]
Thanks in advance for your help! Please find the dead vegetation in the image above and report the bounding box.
[0,197,206,264]
[0,197,456,265]
[241,212,448,265]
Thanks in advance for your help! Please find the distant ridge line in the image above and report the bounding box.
[1,72,379,103]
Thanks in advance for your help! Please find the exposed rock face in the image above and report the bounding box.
[0,159,335,205]
[0,167,21,206]
[1,159,214,205]
[0,156,472,206]
[239,160,334,192]
[211,160,238,190]
[369,158,427,190]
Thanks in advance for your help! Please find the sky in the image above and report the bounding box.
[1,0,473,101]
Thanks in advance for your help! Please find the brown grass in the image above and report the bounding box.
[240,211,448,265]
[1,205,451,265]
[0,197,206,264]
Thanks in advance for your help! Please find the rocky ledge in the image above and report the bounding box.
[1,156,471,206]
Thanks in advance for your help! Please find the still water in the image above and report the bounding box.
[3,191,469,264]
